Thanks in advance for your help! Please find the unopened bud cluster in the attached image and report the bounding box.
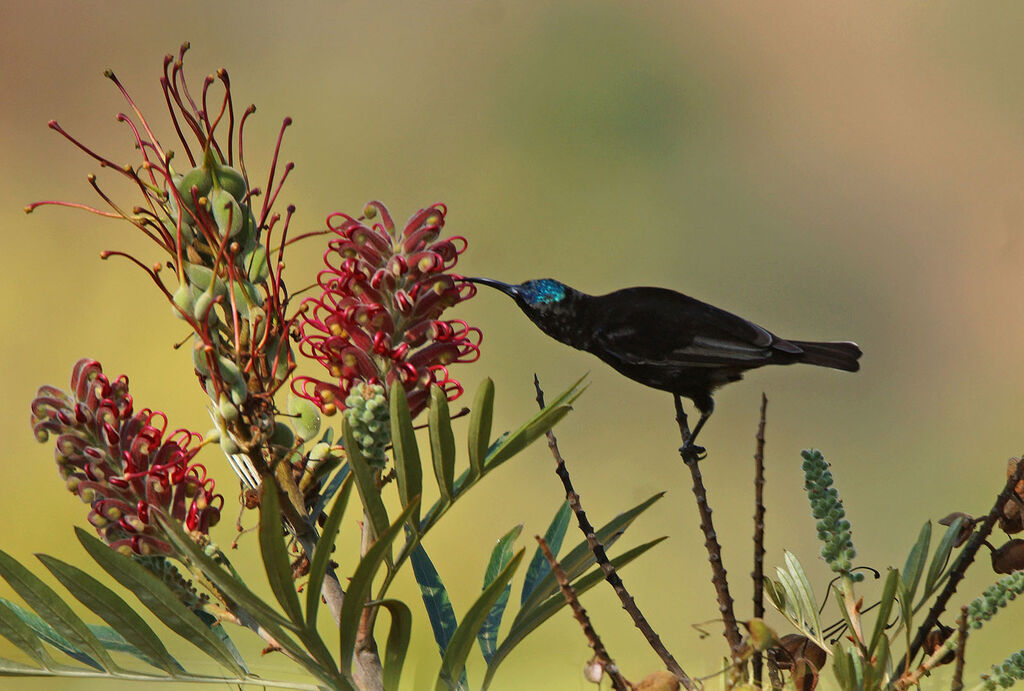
[983,650,1024,690]
[966,570,1024,628]
[344,383,390,468]
[801,449,861,580]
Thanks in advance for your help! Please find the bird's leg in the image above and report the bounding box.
[673,395,707,462]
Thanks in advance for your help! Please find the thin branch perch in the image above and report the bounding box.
[752,393,768,686]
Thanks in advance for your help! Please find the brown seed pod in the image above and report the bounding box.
[991,538,1024,574]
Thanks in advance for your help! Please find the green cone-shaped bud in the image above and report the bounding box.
[172,282,194,320]
[209,187,244,238]
[288,392,321,441]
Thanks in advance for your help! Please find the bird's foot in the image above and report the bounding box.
[679,441,707,463]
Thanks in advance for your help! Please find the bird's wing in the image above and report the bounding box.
[589,287,800,367]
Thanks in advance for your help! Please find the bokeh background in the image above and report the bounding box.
[3,1,1024,688]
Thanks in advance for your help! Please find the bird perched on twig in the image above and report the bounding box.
[465,277,861,460]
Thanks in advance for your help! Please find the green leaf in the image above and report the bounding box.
[378,599,413,691]
[311,463,350,520]
[783,551,823,643]
[832,646,855,690]
[37,554,182,675]
[258,485,304,625]
[0,598,101,671]
[391,380,423,528]
[896,572,914,653]
[428,385,456,502]
[436,549,524,691]
[485,375,587,471]
[75,529,246,677]
[88,623,182,674]
[522,501,572,606]
[152,516,344,688]
[902,521,931,606]
[344,417,390,540]
[339,498,421,676]
[468,378,495,480]
[477,525,522,664]
[517,492,663,619]
[0,657,43,674]
[0,549,115,672]
[482,537,664,690]
[0,599,53,668]
[307,473,355,629]
[922,517,963,601]
[410,544,458,656]
[867,568,899,657]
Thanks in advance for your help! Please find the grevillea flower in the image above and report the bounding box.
[30,359,223,556]
[294,201,481,417]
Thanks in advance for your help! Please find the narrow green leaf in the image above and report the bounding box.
[391,380,423,528]
[311,463,349,520]
[410,544,458,655]
[37,554,182,674]
[0,657,43,674]
[339,498,421,676]
[868,568,899,657]
[0,599,53,667]
[343,417,390,540]
[259,485,304,625]
[468,378,495,479]
[483,537,665,690]
[436,549,524,691]
[152,516,344,688]
[0,549,115,672]
[902,522,931,606]
[516,492,664,620]
[477,525,522,663]
[922,517,963,601]
[485,376,586,471]
[306,473,355,629]
[522,501,572,606]
[75,529,246,677]
[88,623,181,674]
[0,598,101,671]
[896,572,914,653]
[783,551,823,642]
[832,647,854,689]
[378,599,413,691]
[428,385,456,502]
[763,579,786,614]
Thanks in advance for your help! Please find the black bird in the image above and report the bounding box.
[466,277,861,459]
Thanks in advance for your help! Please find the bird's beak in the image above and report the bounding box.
[464,277,520,298]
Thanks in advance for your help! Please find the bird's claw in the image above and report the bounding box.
[679,441,707,463]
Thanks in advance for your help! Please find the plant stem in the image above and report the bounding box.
[752,393,768,687]
[674,394,744,661]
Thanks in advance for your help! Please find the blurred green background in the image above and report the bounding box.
[3,1,1024,688]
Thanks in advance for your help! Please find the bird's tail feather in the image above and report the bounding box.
[790,340,862,372]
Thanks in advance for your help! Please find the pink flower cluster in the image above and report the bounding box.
[294,201,480,417]
[31,359,223,556]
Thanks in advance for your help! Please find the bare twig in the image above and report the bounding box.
[534,375,694,690]
[674,394,744,660]
[951,606,968,691]
[536,536,631,691]
[752,393,768,687]
[901,461,1024,672]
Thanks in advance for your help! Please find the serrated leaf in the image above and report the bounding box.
[410,543,458,655]
[517,492,663,619]
[477,525,522,663]
[468,378,495,480]
[428,385,456,502]
[391,380,423,528]
[0,549,114,672]
[922,517,962,601]
[307,473,354,629]
[37,554,182,674]
[0,598,101,671]
[339,498,420,676]
[902,521,931,606]
[259,485,304,625]
[485,376,587,471]
[75,529,246,677]
[378,599,412,691]
[868,568,899,657]
[482,537,664,690]
[436,549,524,690]
[343,417,390,540]
[522,501,572,606]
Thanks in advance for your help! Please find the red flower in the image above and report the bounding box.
[293,201,480,417]
[31,359,223,556]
